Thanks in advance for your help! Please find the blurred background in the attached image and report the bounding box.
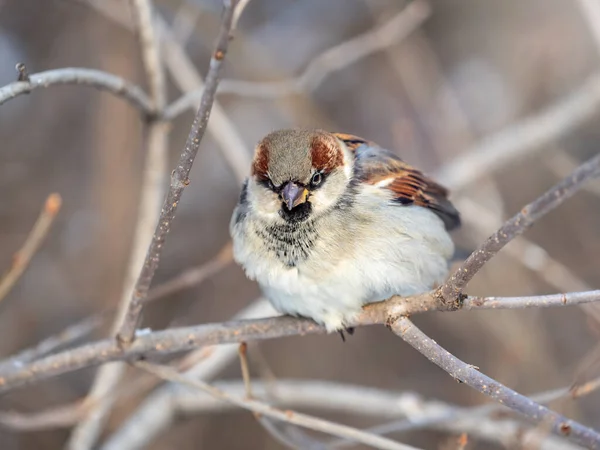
[1,0,600,448]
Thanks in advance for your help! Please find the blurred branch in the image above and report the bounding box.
[339,376,600,448]
[438,152,600,304]
[115,0,240,345]
[577,0,600,55]
[237,342,328,450]
[156,14,251,182]
[0,315,101,373]
[0,241,232,371]
[135,361,420,450]
[163,0,431,117]
[101,299,274,450]
[0,68,154,117]
[77,0,252,183]
[232,0,252,30]
[391,317,600,449]
[146,240,233,301]
[0,193,62,304]
[174,379,582,450]
[66,1,171,448]
[4,375,598,450]
[436,72,600,191]
[545,151,600,197]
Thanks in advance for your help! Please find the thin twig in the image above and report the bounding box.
[156,14,251,183]
[0,241,231,371]
[100,298,274,450]
[66,1,170,448]
[438,152,600,304]
[146,241,233,301]
[391,317,600,449]
[1,290,599,394]
[135,361,420,450]
[0,315,101,373]
[237,342,324,449]
[164,0,430,118]
[0,68,154,116]
[116,0,240,345]
[0,193,62,304]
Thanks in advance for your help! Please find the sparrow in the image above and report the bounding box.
[230,129,460,333]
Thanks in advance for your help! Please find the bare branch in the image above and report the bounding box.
[1,290,599,394]
[439,152,600,304]
[100,298,274,450]
[236,342,327,450]
[77,0,252,183]
[0,315,101,373]
[462,290,600,310]
[232,0,252,30]
[0,242,231,372]
[367,372,600,442]
[163,0,431,117]
[0,193,62,304]
[131,0,166,111]
[146,241,233,301]
[391,317,600,449]
[135,361,420,450]
[156,15,251,183]
[436,72,600,191]
[577,0,600,55]
[0,68,154,116]
[116,0,240,345]
[171,380,582,450]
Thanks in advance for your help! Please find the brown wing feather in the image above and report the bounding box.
[334,133,461,230]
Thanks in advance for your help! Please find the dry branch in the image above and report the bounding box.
[438,152,600,304]
[392,317,600,449]
[135,361,419,450]
[0,315,100,373]
[0,193,62,304]
[0,68,154,116]
[164,0,430,118]
[172,380,584,450]
[0,290,599,395]
[115,0,240,345]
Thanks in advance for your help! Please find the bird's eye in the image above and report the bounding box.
[310,172,323,187]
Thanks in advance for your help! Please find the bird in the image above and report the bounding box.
[230,129,460,334]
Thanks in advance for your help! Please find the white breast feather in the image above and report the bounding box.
[231,185,454,332]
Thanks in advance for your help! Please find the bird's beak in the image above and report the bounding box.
[281,182,308,210]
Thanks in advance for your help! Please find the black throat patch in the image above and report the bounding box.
[255,218,318,267]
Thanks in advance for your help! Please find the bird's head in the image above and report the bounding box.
[247,129,352,223]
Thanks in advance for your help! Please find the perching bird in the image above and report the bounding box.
[230,129,460,333]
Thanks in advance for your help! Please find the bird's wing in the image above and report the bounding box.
[333,133,461,231]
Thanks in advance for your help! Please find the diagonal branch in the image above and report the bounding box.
[115,0,240,345]
[135,361,420,450]
[0,193,62,304]
[0,68,155,116]
[391,317,600,449]
[163,0,430,118]
[438,152,600,304]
